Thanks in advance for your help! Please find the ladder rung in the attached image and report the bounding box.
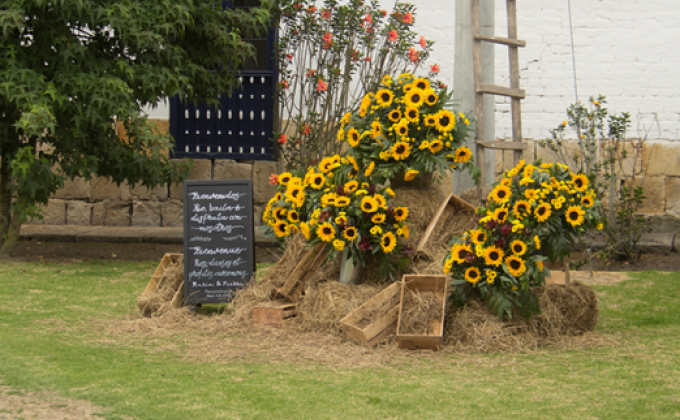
[476,141,527,150]
[475,83,525,99]
[474,35,526,48]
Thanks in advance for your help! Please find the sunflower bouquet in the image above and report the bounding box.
[444,216,549,319]
[262,154,411,280]
[484,160,603,264]
[337,72,480,183]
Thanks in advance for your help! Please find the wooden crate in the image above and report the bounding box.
[340,282,402,346]
[251,300,297,326]
[417,193,476,252]
[274,242,329,303]
[396,274,449,351]
[138,253,184,315]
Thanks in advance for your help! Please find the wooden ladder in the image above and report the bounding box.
[471,0,527,203]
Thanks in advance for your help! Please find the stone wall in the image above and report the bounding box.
[28,159,278,229]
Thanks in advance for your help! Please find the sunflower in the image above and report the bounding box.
[404,106,419,123]
[334,196,351,207]
[381,232,397,253]
[510,240,527,256]
[393,207,409,221]
[493,207,509,223]
[394,121,409,137]
[571,173,590,192]
[278,172,293,186]
[347,127,361,147]
[485,269,498,284]
[404,88,426,108]
[534,235,541,250]
[388,109,402,122]
[489,185,512,204]
[450,243,472,263]
[372,213,386,224]
[423,88,438,106]
[374,194,387,208]
[359,94,372,117]
[565,205,586,227]
[364,161,376,177]
[319,156,336,173]
[360,196,379,213]
[287,210,299,223]
[412,77,430,91]
[391,142,411,160]
[465,267,481,284]
[273,207,287,221]
[404,169,419,181]
[317,222,336,242]
[505,255,526,277]
[435,110,456,132]
[483,245,504,267]
[536,260,544,272]
[300,222,311,241]
[534,203,552,223]
[274,221,288,238]
[454,146,473,163]
[512,200,531,219]
[581,194,594,208]
[375,89,394,107]
[470,229,487,245]
[525,189,539,201]
[343,226,358,241]
[345,180,359,194]
[424,114,437,127]
[428,139,444,153]
[370,121,383,139]
[308,173,325,190]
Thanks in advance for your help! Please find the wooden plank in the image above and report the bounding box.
[474,34,526,47]
[396,275,448,351]
[475,83,526,99]
[476,140,527,150]
[471,0,486,204]
[276,242,328,303]
[507,0,524,166]
[251,300,297,326]
[416,193,476,252]
[340,282,402,346]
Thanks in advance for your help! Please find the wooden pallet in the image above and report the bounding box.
[251,299,297,326]
[138,253,184,316]
[274,242,329,303]
[340,282,402,346]
[416,193,476,253]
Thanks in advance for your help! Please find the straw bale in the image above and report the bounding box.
[399,289,443,335]
[138,255,184,316]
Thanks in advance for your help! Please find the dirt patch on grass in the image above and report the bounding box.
[0,385,129,420]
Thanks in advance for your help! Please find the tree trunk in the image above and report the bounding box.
[0,207,20,256]
[0,154,11,249]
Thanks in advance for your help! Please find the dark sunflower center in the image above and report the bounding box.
[575,179,583,187]
[412,94,421,102]
[569,211,579,220]
[277,224,286,232]
[427,94,436,102]
[510,260,521,270]
[292,190,299,197]
[416,82,426,89]
[381,93,390,101]
[513,244,522,253]
[282,177,290,183]
[458,150,466,157]
[518,204,527,212]
[348,228,355,236]
[391,112,399,119]
[396,145,406,154]
[384,236,391,246]
[490,251,499,260]
[440,116,450,126]
[458,250,467,259]
[498,211,507,220]
[538,207,546,216]
[314,177,322,185]
[476,234,484,242]
[498,190,507,199]
[365,202,373,210]
[408,110,416,118]
[469,270,478,279]
[351,133,359,140]
[323,227,332,235]
[291,213,298,221]
[399,127,407,134]
[396,210,403,217]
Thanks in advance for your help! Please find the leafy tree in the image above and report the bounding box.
[0,0,274,254]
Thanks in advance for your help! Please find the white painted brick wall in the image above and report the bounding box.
[145,0,680,142]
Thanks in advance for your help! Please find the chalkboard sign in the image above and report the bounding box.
[183,179,255,305]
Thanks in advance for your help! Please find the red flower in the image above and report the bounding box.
[268,174,279,185]
[306,6,316,13]
[305,69,316,78]
[317,79,328,92]
[408,47,419,63]
[380,9,387,17]
[285,53,293,60]
[388,29,398,43]
[322,32,332,49]
[500,224,512,236]
[364,13,373,25]
[302,124,311,135]
[430,63,441,74]
[277,134,288,144]
[364,56,371,62]
[419,36,427,48]
[296,139,302,144]
[402,12,414,24]
[281,80,289,89]
[322,9,331,19]
[293,3,301,10]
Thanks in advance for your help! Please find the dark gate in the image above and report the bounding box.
[170,1,276,161]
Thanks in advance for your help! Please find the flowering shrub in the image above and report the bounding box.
[274,0,436,170]
[338,72,480,184]
[262,154,410,280]
[444,160,603,318]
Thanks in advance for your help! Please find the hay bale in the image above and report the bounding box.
[138,256,184,316]
[398,289,443,335]
[443,283,599,352]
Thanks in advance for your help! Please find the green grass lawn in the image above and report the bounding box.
[0,260,678,420]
